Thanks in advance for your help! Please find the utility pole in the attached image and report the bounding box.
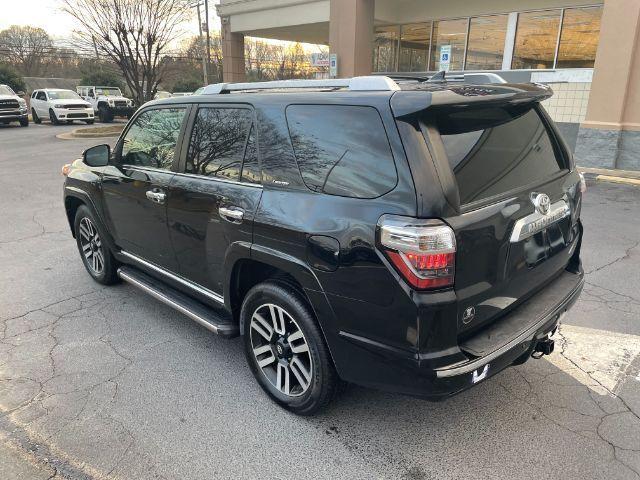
[204,0,212,81]
[196,2,208,85]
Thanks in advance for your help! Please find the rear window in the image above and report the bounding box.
[286,105,397,199]
[437,107,565,205]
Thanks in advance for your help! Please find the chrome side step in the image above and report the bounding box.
[117,266,239,338]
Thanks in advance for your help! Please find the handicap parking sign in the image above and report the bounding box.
[440,45,452,72]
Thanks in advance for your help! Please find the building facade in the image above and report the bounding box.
[217,0,640,171]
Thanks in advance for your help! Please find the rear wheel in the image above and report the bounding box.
[32,109,41,124]
[74,205,119,285]
[49,109,60,125]
[241,281,339,415]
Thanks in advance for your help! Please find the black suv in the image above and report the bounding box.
[63,75,584,415]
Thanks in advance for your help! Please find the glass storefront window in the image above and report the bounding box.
[465,14,508,70]
[399,22,432,72]
[431,19,468,71]
[512,10,562,69]
[373,25,399,72]
[556,6,603,68]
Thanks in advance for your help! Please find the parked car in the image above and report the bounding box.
[193,87,205,95]
[171,92,193,97]
[30,89,94,125]
[63,76,585,415]
[76,86,135,123]
[0,84,28,127]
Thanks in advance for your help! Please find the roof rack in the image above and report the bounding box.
[202,76,401,95]
[379,72,507,85]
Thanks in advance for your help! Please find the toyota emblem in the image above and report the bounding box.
[531,193,551,215]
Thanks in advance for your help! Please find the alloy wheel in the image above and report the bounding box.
[78,217,104,275]
[250,303,313,397]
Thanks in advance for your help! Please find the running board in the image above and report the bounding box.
[117,266,239,338]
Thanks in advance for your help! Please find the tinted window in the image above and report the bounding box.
[121,108,186,170]
[241,125,261,184]
[287,105,397,198]
[439,107,564,205]
[37,92,46,100]
[185,107,253,181]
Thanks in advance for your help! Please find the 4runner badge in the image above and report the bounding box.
[531,192,551,215]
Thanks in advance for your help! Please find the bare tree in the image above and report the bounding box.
[0,26,53,76]
[60,0,192,104]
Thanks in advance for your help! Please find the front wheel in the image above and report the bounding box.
[241,281,339,415]
[32,109,41,124]
[98,105,113,123]
[49,109,60,125]
[19,117,29,127]
[85,119,95,125]
[74,205,119,285]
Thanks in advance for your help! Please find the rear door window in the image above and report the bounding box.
[437,107,565,205]
[185,107,256,182]
[286,105,397,198]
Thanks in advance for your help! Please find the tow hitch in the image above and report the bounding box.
[532,337,555,359]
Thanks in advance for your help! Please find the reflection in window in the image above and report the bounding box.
[512,10,561,69]
[440,108,563,204]
[241,125,261,184]
[373,25,399,72]
[431,19,468,71]
[557,6,603,68]
[186,108,253,181]
[287,105,397,199]
[121,108,186,170]
[465,15,508,70]
[399,23,432,72]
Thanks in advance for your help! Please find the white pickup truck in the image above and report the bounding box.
[77,86,135,123]
[0,84,29,127]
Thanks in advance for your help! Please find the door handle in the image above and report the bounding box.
[219,206,244,223]
[146,189,166,204]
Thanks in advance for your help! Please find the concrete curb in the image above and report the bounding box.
[578,166,640,180]
[56,125,124,140]
[595,175,640,186]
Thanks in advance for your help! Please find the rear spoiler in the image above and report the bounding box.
[390,83,553,118]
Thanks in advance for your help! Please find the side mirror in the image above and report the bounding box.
[83,144,110,167]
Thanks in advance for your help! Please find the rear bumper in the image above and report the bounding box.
[334,268,584,399]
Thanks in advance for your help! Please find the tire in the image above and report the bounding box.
[85,119,95,125]
[66,120,73,124]
[19,117,29,127]
[32,109,41,124]
[73,205,119,285]
[49,109,60,125]
[241,281,339,415]
[98,105,113,123]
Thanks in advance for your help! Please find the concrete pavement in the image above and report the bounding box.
[1,122,639,479]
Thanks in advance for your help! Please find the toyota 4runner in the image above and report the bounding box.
[63,75,585,415]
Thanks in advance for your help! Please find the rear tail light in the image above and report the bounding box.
[378,215,456,290]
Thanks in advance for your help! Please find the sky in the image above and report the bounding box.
[0,0,215,40]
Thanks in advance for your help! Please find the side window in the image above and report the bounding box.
[286,105,398,198]
[121,108,186,170]
[241,125,261,184]
[185,107,254,181]
[31,91,37,99]
[37,91,46,100]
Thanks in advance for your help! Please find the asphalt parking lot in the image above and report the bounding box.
[1,122,639,480]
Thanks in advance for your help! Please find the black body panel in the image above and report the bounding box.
[63,81,584,401]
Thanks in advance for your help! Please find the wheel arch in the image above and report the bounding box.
[225,245,335,339]
[64,188,117,253]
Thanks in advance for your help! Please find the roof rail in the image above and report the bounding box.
[202,76,400,95]
[378,72,507,85]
